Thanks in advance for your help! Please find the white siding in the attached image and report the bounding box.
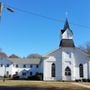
[12,64,39,78]
[62,48,75,80]
[44,47,90,81]
[43,56,56,81]
[0,58,12,76]
[74,48,89,79]
[61,29,73,39]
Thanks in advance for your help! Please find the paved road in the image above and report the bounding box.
[0,87,62,90]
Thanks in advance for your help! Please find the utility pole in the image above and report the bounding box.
[0,2,14,21]
[0,2,14,82]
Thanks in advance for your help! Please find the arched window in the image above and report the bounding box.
[51,63,55,77]
[79,64,83,77]
[65,67,71,76]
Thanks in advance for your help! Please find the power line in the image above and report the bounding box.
[7,5,64,22]
[5,4,90,29]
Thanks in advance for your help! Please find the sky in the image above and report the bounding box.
[0,0,90,57]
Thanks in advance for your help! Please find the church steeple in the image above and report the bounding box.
[61,19,73,39]
[59,19,75,47]
[64,18,70,30]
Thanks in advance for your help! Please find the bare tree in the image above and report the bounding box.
[79,42,90,55]
[85,42,90,55]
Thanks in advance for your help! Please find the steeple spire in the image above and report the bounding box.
[59,18,75,47]
[64,18,70,30]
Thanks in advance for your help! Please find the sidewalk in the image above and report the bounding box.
[72,83,90,89]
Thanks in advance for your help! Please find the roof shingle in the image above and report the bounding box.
[59,39,75,47]
[7,58,41,64]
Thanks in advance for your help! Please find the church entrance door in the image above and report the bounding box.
[65,67,71,81]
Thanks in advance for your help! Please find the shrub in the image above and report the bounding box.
[87,79,90,82]
[36,73,43,80]
[75,79,81,82]
[28,73,43,80]
[12,74,19,80]
[82,78,88,82]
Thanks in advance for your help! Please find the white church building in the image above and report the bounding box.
[0,19,90,81]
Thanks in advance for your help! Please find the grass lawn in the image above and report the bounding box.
[0,80,89,90]
[81,82,90,85]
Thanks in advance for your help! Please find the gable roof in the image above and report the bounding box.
[7,58,41,64]
[76,48,90,57]
[44,48,61,56]
[59,39,75,47]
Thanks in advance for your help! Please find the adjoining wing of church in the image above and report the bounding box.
[0,19,90,81]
